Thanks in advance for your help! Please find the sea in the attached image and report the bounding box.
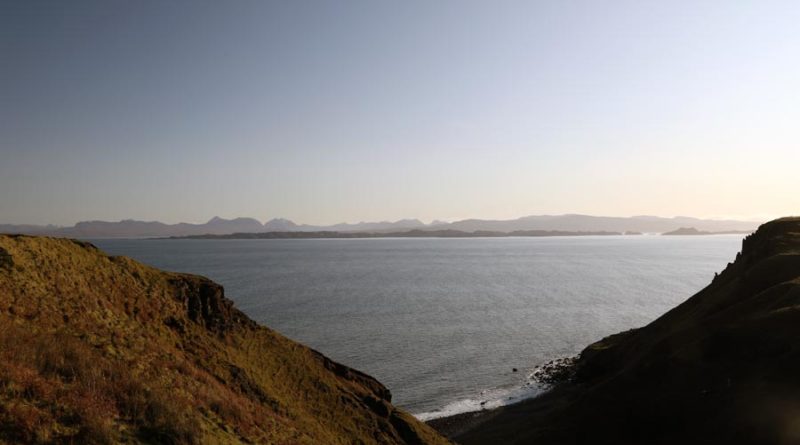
[92,235,744,420]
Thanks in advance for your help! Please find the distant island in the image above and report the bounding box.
[168,229,624,239]
[662,227,754,236]
[1,214,761,239]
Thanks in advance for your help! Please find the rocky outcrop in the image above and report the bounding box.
[0,247,11,270]
[167,275,241,335]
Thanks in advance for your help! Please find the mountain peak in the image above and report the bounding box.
[264,218,298,230]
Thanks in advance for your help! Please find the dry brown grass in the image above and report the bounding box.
[0,325,201,444]
[0,235,451,445]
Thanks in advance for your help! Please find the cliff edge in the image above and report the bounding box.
[0,235,449,445]
[458,217,800,445]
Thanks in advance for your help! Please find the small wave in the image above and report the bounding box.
[413,381,548,422]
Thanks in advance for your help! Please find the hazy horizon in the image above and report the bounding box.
[0,212,777,228]
[3,1,799,226]
[0,212,770,229]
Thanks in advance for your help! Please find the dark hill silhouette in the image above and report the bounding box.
[452,217,800,445]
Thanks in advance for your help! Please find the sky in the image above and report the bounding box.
[1,0,799,226]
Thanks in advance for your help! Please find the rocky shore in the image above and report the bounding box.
[529,356,577,385]
[427,355,578,438]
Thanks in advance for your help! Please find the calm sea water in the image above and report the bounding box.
[92,235,743,419]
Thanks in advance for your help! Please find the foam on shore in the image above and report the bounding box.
[413,380,548,422]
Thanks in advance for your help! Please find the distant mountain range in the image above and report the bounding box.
[262,217,428,232]
[174,229,624,240]
[429,214,759,234]
[0,214,761,239]
[0,217,430,238]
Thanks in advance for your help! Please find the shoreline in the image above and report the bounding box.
[426,407,507,439]
[425,381,582,444]
[423,356,577,439]
[424,378,584,443]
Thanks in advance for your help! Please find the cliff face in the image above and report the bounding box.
[459,217,800,445]
[0,235,449,445]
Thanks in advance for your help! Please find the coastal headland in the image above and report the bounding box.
[0,235,450,444]
[433,217,800,445]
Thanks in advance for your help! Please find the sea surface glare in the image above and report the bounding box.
[93,235,743,419]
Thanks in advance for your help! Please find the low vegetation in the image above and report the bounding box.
[0,235,449,444]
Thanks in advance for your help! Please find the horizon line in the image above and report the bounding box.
[0,212,773,228]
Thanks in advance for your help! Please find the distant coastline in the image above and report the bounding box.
[165,229,624,239]
[662,227,754,236]
[1,214,761,239]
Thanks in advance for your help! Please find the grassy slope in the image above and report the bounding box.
[0,235,450,445]
[458,217,800,445]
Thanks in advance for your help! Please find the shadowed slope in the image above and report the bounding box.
[458,217,800,445]
[0,235,449,445]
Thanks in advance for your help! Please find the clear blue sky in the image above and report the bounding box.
[2,1,798,225]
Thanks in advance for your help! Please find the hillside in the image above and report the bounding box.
[0,235,450,445]
[455,217,800,444]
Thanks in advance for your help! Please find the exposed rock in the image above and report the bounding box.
[0,247,11,270]
[168,275,239,335]
[529,356,577,385]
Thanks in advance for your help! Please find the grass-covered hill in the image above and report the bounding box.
[457,217,800,444]
[0,235,450,445]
